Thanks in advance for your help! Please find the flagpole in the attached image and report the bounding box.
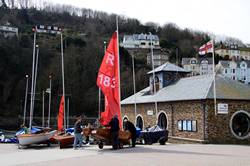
[116,16,121,115]
[149,32,158,122]
[212,39,217,115]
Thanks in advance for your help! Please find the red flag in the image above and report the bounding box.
[199,40,213,55]
[57,96,64,131]
[97,32,122,128]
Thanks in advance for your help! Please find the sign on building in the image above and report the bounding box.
[147,110,154,116]
[217,103,228,114]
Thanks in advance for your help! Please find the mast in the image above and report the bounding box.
[116,16,121,114]
[48,75,52,128]
[60,32,66,129]
[149,32,158,121]
[23,74,29,125]
[29,27,37,131]
[132,54,137,122]
[42,90,44,127]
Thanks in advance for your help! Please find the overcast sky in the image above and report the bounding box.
[50,0,250,43]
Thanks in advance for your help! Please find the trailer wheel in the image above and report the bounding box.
[98,142,104,149]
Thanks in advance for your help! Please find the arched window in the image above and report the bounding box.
[158,112,167,129]
[136,115,143,130]
[123,117,128,129]
[230,110,250,139]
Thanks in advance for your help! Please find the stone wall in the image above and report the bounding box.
[205,100,250,144]
[121,100,205,142]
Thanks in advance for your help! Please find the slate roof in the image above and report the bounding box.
[123,34,159,41]
[219,60,250,68]
[121,74,250,105]
[147,62,190,74]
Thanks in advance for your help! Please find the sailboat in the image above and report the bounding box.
[17,27,56,147]
[52,96,75,149]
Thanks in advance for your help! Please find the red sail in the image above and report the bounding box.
[57,96,64,131]
[97,32,122,128]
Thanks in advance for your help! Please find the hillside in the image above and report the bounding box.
[0,2,210,128]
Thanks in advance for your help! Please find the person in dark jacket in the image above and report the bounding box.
[124,119,136,147]
[107,114,120,150]
[73,116,83,149]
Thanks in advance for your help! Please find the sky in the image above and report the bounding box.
[49,0,250,43]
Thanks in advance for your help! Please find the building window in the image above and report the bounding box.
[177,120,197,132]
[230,111,250,139]
[136,115,144,130]
[191,60,196,64]
[157,112,167,129]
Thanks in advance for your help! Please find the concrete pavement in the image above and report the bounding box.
[0,143,250,166]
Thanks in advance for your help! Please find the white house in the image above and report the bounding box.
[217,60,250,84]
[122,33,160,49]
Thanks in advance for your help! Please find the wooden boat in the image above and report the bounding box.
[53,133,74,149]
[53,128,93,149]
[89,128,131,149]
[17,130,56,147]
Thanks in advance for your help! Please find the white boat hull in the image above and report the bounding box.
[17,130,56,146]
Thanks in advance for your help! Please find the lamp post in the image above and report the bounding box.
[23,74,29,125]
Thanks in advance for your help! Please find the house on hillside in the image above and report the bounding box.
[146,49,169,68]
[217,60,250,84]
[121,62,250,144]
[0,25,18,38]
[215,44,250,60]
[181,57,213,76]
[121,33,160,49]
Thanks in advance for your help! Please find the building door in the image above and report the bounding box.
[158,112,167,129]
[136,116,143,130]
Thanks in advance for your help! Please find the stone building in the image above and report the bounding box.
[121,62,250,144]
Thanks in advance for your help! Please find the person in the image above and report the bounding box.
[124,119,136,147]
[85,123,91,145]
[21,124,28,134]
[107,114,120,150]
[73,116,83,149]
